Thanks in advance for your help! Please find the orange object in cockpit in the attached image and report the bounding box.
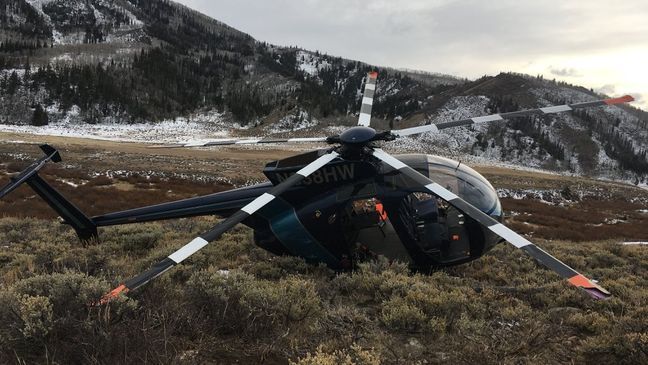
[375,202,388,221]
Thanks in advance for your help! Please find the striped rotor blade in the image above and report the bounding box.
[358,71,378,127]
[149,137,329,149]
[371,148,611,300]
[98,150,340,304]
[392,95,635,137]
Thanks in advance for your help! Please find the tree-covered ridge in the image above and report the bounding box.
[0,46,438,125]
[0,0,52,48]
[0,0,457,125]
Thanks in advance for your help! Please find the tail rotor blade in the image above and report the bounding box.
[98,150,340,304]
[358,71,378,127]
[370,148,611,300]
[392,95,636,137]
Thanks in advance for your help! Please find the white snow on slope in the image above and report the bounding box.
[297,50,332,77]
[0,111,230,143]
[267,109,318,133]
[26,0,144,45]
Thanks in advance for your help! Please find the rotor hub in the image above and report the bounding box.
[338,126,377,145]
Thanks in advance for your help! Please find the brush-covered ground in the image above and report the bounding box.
[0,137,647,364]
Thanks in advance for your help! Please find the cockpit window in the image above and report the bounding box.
[425,155,502,217]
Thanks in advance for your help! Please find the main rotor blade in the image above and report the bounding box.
[370,148,611,300]
[98,150,340,304]
[150,137,329,149]
[358,71,378,127]
[392,95,635,137]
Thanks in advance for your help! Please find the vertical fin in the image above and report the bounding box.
[26,175,98,240]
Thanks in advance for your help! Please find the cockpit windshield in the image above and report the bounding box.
[424,155,502,218]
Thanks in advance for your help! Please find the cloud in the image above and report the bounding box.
[596,84,616,95]
[629,93,644,102]
[549,67,581,77]
[175,1,648,73]
[175,0,647,109]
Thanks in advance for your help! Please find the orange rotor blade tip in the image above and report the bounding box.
[605,95,635,104]
[568,274,611,300]
[95,284,130,306]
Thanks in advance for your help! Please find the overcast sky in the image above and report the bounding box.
[176,0,648,109]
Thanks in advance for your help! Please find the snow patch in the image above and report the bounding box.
[297,50,332,77]
[267,110,318,133]
[0,111,232,144]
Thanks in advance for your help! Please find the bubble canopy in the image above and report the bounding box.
[422,155,502,218]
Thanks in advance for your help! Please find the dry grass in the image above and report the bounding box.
[0,216,645,364]
[1,153,233,219]
[502,198,648,242]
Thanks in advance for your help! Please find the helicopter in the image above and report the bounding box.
[1,71,635,304]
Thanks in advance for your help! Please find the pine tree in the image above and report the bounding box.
[7,71,19,95]
[31,104,48,126]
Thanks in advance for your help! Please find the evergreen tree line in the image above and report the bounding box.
[259,48,368,118]
[484,96,566,160]
[0,39,50,52]
[41,1,135,44]
[0,0,52,38]
[0,45,277,123]
[0,0,432,125]
[508,117,566,160]
[574,110,648,175]
[258,46,298,77]
[128,0,254,56]
[293,54,428,119]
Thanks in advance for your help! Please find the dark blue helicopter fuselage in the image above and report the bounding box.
[92,151,503,271]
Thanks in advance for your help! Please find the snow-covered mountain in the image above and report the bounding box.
[387,73,648,182]
[1,0,646,183]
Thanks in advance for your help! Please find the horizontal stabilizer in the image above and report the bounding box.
[0,144,97,241]
[40,144,61,163]
[0,144,60,199]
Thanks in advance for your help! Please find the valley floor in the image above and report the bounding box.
[0,133,646,364]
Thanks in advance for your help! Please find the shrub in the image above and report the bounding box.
[290,344,381,365]
[380,297,428,333]
[579,332,648,365]
[17,295,53,339]
[0,271,138,362]
[566,312,611,334]
[332,261,413,303]
[187,269,322,337]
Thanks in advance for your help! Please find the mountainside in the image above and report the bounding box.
[1,0,647,182]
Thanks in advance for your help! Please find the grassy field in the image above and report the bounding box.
[0,135,647,364]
